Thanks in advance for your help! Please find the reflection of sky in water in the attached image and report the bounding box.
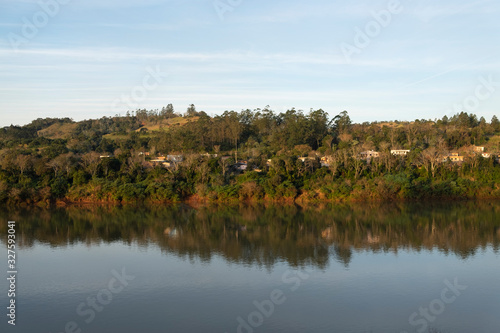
[2,241,499,333]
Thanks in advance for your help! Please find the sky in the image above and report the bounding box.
[0,0,499,127]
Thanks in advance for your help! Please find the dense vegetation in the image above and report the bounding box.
[1,105,500,204]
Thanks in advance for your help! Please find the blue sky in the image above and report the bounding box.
[0,0,499,127]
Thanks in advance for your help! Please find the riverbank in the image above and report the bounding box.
[12,189,500,208]
[4,167,500,207]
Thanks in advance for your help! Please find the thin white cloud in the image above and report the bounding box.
[4,0,178,8]
[402,55,498,88]
[409,0,496,22]
[237,1,402,23]
[0,47,415,70]
[88,18,211,31]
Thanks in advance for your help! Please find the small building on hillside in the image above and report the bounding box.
[151,155,184,168]
[236,162,247,171]
[230,161,247,172]
[151,156,166,162]
[320,156,331,167]
[445,153,464,163]
[167,155,184,163]
[473,146,485,152]
[201,153,218,158]
[359,150,380,160]
[298,156,316,162]
[482,153,492,158]
[391,149,410,156]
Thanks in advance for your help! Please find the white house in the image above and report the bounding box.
[167,155,184,163]
[391,150,410,156]
[359,150,380,160]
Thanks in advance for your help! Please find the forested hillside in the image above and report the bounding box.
[1,105,500,204]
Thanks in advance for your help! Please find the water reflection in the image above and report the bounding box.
[1,201,499,269]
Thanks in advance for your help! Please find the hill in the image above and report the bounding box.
[0,107,499,204]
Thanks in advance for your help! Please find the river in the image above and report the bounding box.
[1,201,499,333]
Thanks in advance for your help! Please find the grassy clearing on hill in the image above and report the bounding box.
[37,122,78,139]
[135,117,199,133]
[486,134,500,149]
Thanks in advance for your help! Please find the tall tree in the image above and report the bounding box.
[161,104,175,118]
[15,154,32,175]
[185,104,197,117]
[333,110,352,135]
[80,152,101,178]
[491,115,500,132]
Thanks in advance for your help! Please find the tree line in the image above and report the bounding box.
[1,106,500,204]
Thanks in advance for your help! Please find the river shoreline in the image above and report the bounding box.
[7,192,500,208]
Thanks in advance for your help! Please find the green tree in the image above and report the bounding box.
[333,110,352,135]
[161,104,175,118]
[185,104,197,117]
[492,115,500,132]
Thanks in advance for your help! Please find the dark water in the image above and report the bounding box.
[1,202,499,333]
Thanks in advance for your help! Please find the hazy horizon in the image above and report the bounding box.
[2,107,497,130]
[1,0,499,127]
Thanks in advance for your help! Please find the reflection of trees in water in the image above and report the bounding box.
[1,201,499,268]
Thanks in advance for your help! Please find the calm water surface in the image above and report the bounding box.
[1,202,499,333]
